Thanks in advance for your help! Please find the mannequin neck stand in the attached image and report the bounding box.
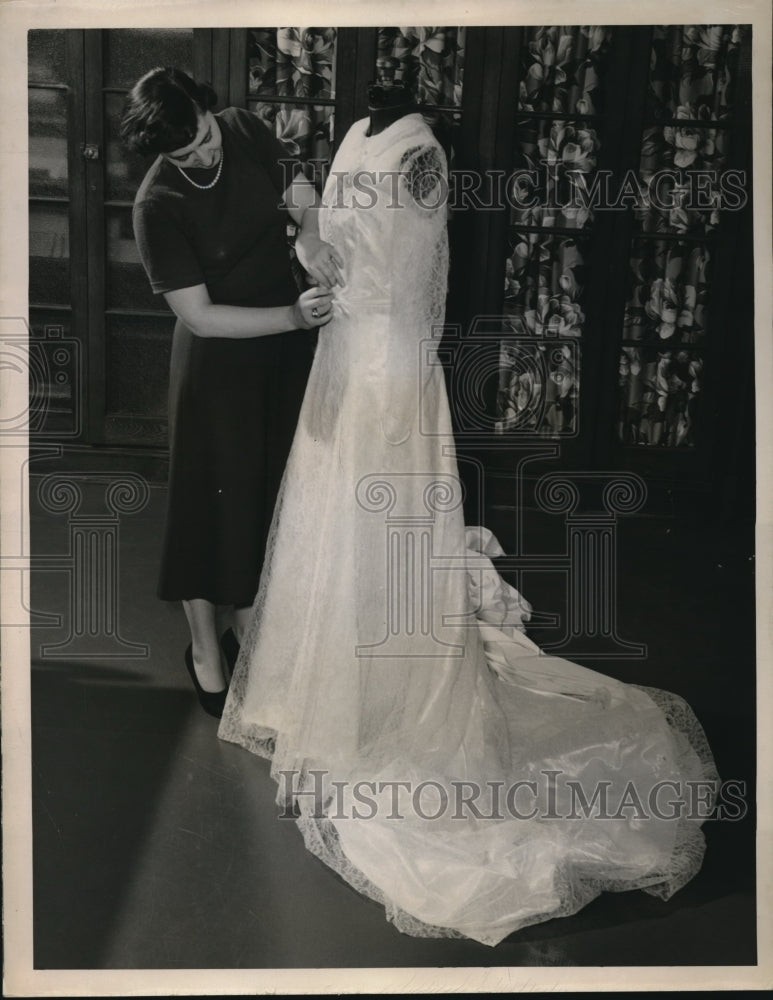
[367,101,416,137]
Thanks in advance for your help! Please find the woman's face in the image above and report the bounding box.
[164,110,222,169]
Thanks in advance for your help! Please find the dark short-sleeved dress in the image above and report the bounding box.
[133,107,314,606]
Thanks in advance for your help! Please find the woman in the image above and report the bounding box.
[219,102,719,945]
[122,68,343,715]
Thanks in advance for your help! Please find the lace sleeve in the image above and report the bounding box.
[399,144,447,208]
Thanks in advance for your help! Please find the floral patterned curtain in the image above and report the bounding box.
[618,347,704,447]
[624,242,710,344]
[619,24,746,448]
[376,27,464,106]
[635,124,728,236]
[635,24,743,239]
[510,118,601,230]
[518,26,613,114]
[248,27,336,98]
[504,234,586,336]
[497,24,747,448]
[247,28,337,166]
[497,26,612,438]
[647,25,745,121]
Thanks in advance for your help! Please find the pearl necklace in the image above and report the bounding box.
[176,148,224,190]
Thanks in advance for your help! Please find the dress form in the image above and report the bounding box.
[366,59,417,137]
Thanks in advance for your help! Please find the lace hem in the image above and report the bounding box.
[220,679,715,946]
[294,801,708,946]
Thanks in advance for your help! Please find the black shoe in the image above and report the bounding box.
[185,644,227,718]
[220,627,241,676]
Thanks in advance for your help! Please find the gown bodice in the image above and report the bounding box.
[319,114,448,350]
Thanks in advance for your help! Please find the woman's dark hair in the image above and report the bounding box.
[120,67,218,156]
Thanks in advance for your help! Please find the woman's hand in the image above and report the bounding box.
[285,181,344,288]
[296,236,344,289]
[292,286,334,329]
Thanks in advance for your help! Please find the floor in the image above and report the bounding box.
[28,473,757,969]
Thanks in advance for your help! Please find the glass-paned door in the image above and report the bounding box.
[28,30,83,438]
[88,28,198,446]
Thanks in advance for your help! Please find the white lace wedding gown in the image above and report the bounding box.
[218,113,718,946]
